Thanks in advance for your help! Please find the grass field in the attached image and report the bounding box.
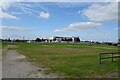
[2,42,119,78]
[0,42,2,56]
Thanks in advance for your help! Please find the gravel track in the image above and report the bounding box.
[2,45,61,78]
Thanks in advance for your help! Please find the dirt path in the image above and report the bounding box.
[2,45,61,78]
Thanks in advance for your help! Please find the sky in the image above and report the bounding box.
[0,0,119,42]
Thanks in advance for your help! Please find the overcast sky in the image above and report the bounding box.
[0,1,119,42]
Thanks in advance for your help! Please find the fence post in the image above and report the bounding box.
[111,53,113,62]
[99,52,119,64]
[99,53,101,64]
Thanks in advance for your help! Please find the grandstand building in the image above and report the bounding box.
[49,36,80,43]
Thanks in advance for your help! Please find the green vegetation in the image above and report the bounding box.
[2,42,9,49]
[0,42,2,57]
[2,42,119,78]
[0,42,2,49]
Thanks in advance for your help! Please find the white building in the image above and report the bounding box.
[48,36,80,43]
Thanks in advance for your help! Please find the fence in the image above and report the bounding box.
[99,52,120,64]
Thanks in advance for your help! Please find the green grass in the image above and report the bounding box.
[2,42,9,49]
[0,42,2,57]
[2,42,119,78]
[0,42,2,49]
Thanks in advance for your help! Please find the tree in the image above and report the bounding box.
[8,38,11,42]
[35,38,41,42]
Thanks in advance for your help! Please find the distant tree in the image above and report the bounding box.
[53,38,56,41]
[4,39,8,41]
[91,41,95,43]
[61,38,64,41]
[8,38,11,42]
[16,39,20,42]
[107,42,112,45]
[35,38,41,42]
[64,38,67,41]
[112,43,118,46]
[85,41,89,42]
[96,42,101,44]
[41,38,45,42]
[68,38,72,41]
[74,38,80,42]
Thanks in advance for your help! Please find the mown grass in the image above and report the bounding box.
[2,42,119,78]
[0,42,2,56]
[0,42,2,49]
[2,42,9,49]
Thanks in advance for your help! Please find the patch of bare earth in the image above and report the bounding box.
[103,72,119,78]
